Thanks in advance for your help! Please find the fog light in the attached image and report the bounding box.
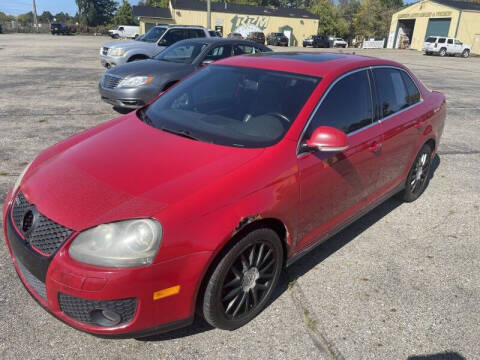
[90,308,121,326]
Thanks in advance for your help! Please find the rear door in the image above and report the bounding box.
[296,69,382,251]
[372,67,423,194]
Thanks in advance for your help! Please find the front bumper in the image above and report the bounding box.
[98,82,160,109]
[3,190,212,337]
[100,54,127,68]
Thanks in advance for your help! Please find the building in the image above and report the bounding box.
[388,0,480,54]
[132,0,319,46]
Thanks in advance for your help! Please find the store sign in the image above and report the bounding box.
[230,15,269,37]
[398,11,452,18]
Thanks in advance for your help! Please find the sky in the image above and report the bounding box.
[0,0,141,16]
[0,0,417,16]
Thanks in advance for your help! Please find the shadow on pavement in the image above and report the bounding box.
[139,154,441,342]
[408,351,466,360]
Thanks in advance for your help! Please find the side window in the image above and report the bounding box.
[438,38,446,43]
[118,27,124,31]
[454,39,462,45]
[305,70,373,138]
[447,39,453,44]
[400,71,421,106]
[204,45,233,61]
[162,29,186,46]
[188,29,205,38]
[234,44,255,55]
[373,68,409,118]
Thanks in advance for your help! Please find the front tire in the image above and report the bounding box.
[202,228,284,330]
[462,49,470,58]
[398,143,433,202]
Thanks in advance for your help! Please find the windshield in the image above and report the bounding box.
[142,65,320,148]
[154,42,207,63]
[140,27,166,43]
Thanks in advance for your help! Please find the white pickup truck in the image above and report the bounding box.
[423,36,471,58]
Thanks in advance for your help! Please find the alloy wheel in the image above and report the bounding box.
[408,152,431,195]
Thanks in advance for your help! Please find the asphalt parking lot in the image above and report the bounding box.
[0,34,479,360]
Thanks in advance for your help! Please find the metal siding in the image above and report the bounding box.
[425,17,452,38]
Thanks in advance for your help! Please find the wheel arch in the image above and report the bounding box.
[127,53,149,62]
[193,215,290,316]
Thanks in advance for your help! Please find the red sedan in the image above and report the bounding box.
[3,52,445,337]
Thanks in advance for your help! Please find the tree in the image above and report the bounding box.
[353,0,402,38]
[76,0,118,26]
[309,0,349,36]
[0,12,15,22]
[17,12,34,25]
[145,0,169,7]
[113,0,138,25]
[38,11,54,23]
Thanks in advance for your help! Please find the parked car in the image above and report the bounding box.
[109,25,140,39]
[99,38,271,109]
[100,25,211,68]
[50,23,72,35]
[423,36,471,58]
[4,52,445,338]
[208,30,223,37]
[227,32,243,39]
[303,34,330,48]
[246,31,265,45]
[332,37,348,48]
[266,32,288,46]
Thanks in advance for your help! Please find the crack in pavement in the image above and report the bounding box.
[288,281,345,360]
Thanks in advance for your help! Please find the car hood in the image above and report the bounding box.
[103,40,160,51]
[106,59,193,78]
[21,113,264,231]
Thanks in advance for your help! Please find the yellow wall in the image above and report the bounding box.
[389,1,460,51]
[456,11,480,54]
[140,9,318,46]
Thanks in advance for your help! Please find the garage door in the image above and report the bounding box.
[425,18,451,39]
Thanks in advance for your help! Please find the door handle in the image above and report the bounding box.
[368,142,382,153]
[414,121,423,129]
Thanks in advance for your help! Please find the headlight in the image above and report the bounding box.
[69,219,162,268]
[108,48,125,56]
[117,76,153,88]
[13,161,32,194]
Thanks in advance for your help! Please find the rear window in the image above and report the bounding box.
[425,37,437,43]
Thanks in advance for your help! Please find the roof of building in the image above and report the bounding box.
[132,5,172,19]
[134,1,317,20]
[433,0,480,11]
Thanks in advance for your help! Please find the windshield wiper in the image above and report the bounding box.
[161,127,201,141]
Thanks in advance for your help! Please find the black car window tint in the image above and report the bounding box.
[204,45,232,61]
[306,70,373,137]
[373,68,409,117]
[401,71,421,106]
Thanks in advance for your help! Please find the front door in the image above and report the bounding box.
[296,69,382,252]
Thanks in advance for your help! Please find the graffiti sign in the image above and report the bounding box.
[230,15,269,37]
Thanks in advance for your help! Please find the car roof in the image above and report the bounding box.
[214,52,405,77]
[176,38,266,45]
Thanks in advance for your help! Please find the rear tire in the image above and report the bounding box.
[439,48,447,57]
[202,228,284,330]
[397,143,433,202]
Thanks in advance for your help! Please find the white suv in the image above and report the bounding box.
[423,36,471,58]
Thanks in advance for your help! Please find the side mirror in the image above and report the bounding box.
[305,126,348,152]
[201,59,214,66]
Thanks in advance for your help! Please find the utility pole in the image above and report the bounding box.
[207,0,211,30]
[32,0,38,32]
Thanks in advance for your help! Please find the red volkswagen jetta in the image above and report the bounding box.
[3,53,445,338]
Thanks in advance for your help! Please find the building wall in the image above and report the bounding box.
[140,9,318,46]
[456,11,480,54]
[139,17,175,34]
[388,1,460,51]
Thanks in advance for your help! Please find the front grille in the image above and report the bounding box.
[58,293,137,326]
[102,74,122,89]
[102,46,109,55]
[16,258,47,300]
[11,192,74,256]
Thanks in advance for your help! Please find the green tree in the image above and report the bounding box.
[145,0,169,7]
[38,11,54,23]
[113,0,138,25]
[17,12,34,25]
[308,0,348,36]
[0,11,15,22]
[353,0,402,38]
[76,0,118,26]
